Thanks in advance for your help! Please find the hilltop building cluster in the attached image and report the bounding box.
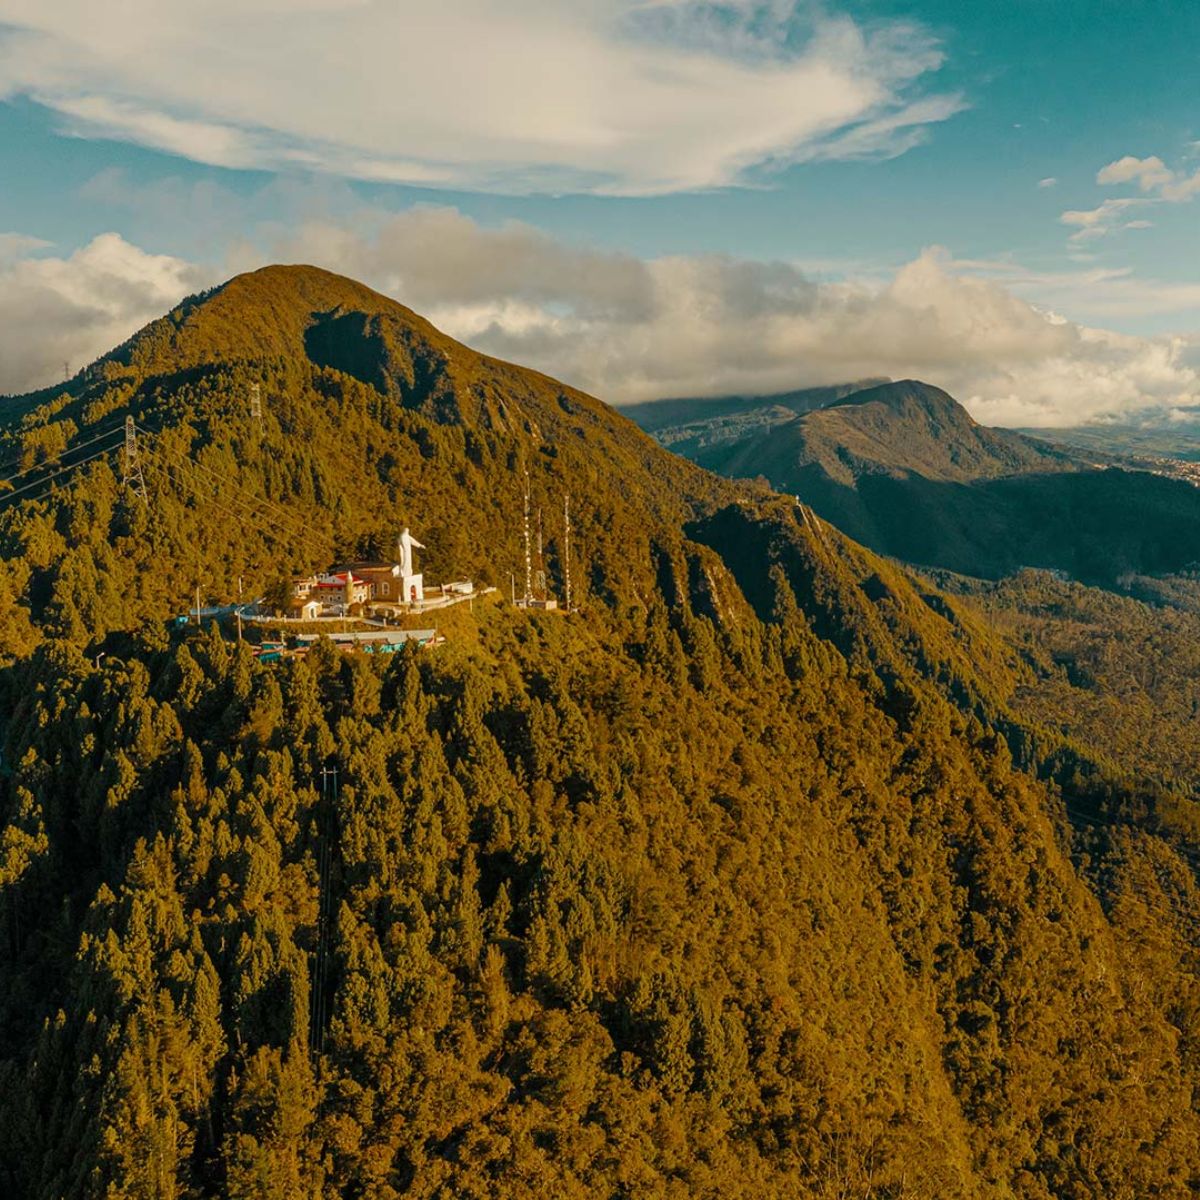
[288,527,475,620]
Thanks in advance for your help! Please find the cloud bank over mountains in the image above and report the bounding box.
[1,3,1194,428]
[0,233,211,394]
[3,212,1196,428]
[0,0,961,195]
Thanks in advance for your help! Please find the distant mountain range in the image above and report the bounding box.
[630,378,1200,584]
[1024,419,1200,464]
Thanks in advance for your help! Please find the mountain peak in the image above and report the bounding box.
[211,264,442,335]
[798,374,1089,475]
[106,263,456,383]
[827,379,972,427]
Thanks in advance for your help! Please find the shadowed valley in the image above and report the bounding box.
[633,378,1200,584]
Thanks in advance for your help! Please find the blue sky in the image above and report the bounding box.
[0,0,1198,424]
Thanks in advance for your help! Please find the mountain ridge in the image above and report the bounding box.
[2,266,1200,1198]
[669,377,1078,484]
[621,378,885,434]
[632,375,1200,584]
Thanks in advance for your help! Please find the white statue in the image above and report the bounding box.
[398,527,425,577]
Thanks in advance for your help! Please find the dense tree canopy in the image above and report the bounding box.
[1,267,1198,1198]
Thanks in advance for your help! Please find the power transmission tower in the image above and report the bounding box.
[249,382,263,428]
[122,416,148,506]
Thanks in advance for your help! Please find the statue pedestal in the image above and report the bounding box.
[401,572,424,605]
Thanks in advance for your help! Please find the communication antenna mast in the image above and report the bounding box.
[563,492,572,614]
[535,506,546,597]
[250,382,263,427]
[122,415,148,506]
[522,471,533,604]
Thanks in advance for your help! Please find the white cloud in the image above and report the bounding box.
[0,1,962,195]
[3,217,1197,428]
[1055,151,1200,245]
[1162,169,1200,204]
[957,259,1200,321]
[0,233,214,394]
[1096,155,1174,190]
[259,212,1199,425]
[1059,197,1153,243]
[1095,153,1200,203]
[52,96,269,170]
[0,232,50,266]
[1037,177,1057,188]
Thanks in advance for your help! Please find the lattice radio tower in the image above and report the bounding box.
[250,382,263,428]
[535,506,547,597]
[521,471,533,604]
[122,416,148,506]
[563,492,572,613]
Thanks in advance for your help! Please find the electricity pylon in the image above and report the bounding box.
[122,416,148,506]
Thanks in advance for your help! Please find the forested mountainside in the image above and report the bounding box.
[942,567,1200,794]
[632,378,1200,585]
[2,267,1200,1198]
[621,381,881,441]
[1025,419,1200,465]
[670,380,1079,484]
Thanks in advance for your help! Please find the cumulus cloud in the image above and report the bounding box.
[1095,153,1200,202]
[1069,151,1200,241]
[259,211,1199,425]
[0,1,962,195]
[0,234,214,394]
[1097,155,1175,191]
[3,216,1197,427]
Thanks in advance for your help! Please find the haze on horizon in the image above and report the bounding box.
[1,0,1198,427]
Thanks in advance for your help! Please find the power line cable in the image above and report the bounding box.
[138,423,314,528]
[161,462,328,558]
[146,438,321,538]
[1054,797,1200,870]
[0,407,177,484]
[0,425,125,492]
[0,442,122,511]
[147,457,329,560]
[147,435,328,546]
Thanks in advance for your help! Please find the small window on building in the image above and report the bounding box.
[381,582,389,595]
